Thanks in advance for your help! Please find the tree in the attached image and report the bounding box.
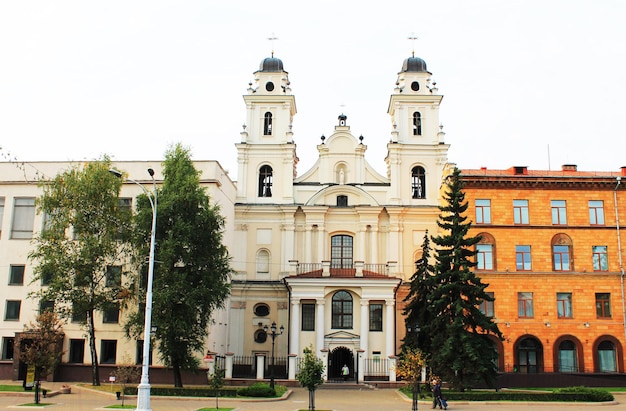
[18,312,64,404]
[113,355,140,406]
[29,158,135,386]
[296,346,325,411]
[402,231,436,355]
[395,348,427,411]
[428,167,503,391]
[207,366,225,410]
[127,143,232,387]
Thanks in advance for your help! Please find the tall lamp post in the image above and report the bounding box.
[263,321,284,390]
[407,322,421,411]
[110,168,157,411]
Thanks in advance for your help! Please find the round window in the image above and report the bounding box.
[254,329,267,343]
[411,81,420,91]
[254,303,270,317]
[265,82,275,92]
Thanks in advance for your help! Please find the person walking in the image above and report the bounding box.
[432,379,445,409]
[341,364,349,381]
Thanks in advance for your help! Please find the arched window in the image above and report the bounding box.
[598,340,617,372]
[331,235,353,269]
[476,233,496,271]
[258,165,273,197]
[332,290,353,329]
[256,249,270,278]
[552,234,573,271]
[412,112,422,135]
[263,112,273,135]
[411,166,426,199]
[558,340,578,372]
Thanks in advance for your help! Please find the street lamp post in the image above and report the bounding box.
[407,322,421,411]
[263,321,284,390]
[110,168,157,411]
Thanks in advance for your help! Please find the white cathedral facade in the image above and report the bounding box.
[0,52,450,382]
[226,53,448,380]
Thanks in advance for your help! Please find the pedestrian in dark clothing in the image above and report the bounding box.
[432,379,446,409]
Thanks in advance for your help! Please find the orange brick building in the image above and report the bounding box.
[460,165,626,379]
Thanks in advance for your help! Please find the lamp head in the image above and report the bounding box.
[109,168,123,178]
[148,168,155,177]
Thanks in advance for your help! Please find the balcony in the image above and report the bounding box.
[289,261,395,278]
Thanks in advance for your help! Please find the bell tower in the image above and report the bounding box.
[236,55,298,203]
[385,53,449,205]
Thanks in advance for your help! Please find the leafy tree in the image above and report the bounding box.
[207,366,225,409]
[402,231,436,355]
[29,158,134,386]
[395,348,426,411]
[428,167,503,391]
[127,143,232,387]
[18,312,64,404]
[113,355,140,406]
[296,346,325,411]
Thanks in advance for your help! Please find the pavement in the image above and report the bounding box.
[1,381,625,411]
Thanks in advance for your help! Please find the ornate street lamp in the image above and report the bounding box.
[263,321,284,390]
[110,168,157,411]
[406,322,421,411]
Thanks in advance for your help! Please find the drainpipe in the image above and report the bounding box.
[614,177,626,349]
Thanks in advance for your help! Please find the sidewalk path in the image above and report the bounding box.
[1,383,624,410]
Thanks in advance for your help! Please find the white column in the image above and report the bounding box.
[290,298,300,355]
[256,354,265,380]
[288,354,297,380]
[357,226,366,262]
[360,299,369,356]
[357,350,365,383]
[305,226,312,263]
[370,227,378,265]
[316,298,325,356]
[225,352,234,379]
[389,356,398,382]
[317,224,325,261]
[385,300,395,357]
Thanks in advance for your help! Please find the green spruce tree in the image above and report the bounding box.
[127,143,232,387]
[429,167,503,391]
[402,231,436,354]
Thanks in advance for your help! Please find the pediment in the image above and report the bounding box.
[325,330,360,340]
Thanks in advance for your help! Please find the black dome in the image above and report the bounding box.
[401,56,428,72]
[259,57,284,72]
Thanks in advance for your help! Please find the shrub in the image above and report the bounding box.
[237,382,276,397]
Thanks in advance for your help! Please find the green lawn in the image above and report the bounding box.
[103,405,136,409]
[18,403,52,407]
[0,385,31,392]
[196,408,235,411]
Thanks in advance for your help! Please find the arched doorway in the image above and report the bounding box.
[328,346,354,382]
[515,336,543,373]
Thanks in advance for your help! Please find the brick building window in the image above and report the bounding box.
[551,200,567,225]
[516,245,531,271]
[596,293,611,318]
[589,200,605,225]
[592,246,608,271]
[557,292,573,318]
[517,292,534,318]
[513,200,529,224]
[475,199,491,224]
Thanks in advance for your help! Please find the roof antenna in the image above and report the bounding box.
[408,33,418,57]
[268,33,278,57]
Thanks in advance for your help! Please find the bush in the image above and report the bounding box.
[399,386,614,402]
[123,386,238,397]
[237,382,276,397]
[553,386,614,402]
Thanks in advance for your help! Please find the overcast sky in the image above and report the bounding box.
[1,1,624,180]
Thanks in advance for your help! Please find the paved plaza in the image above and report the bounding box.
[0,382,624,411]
